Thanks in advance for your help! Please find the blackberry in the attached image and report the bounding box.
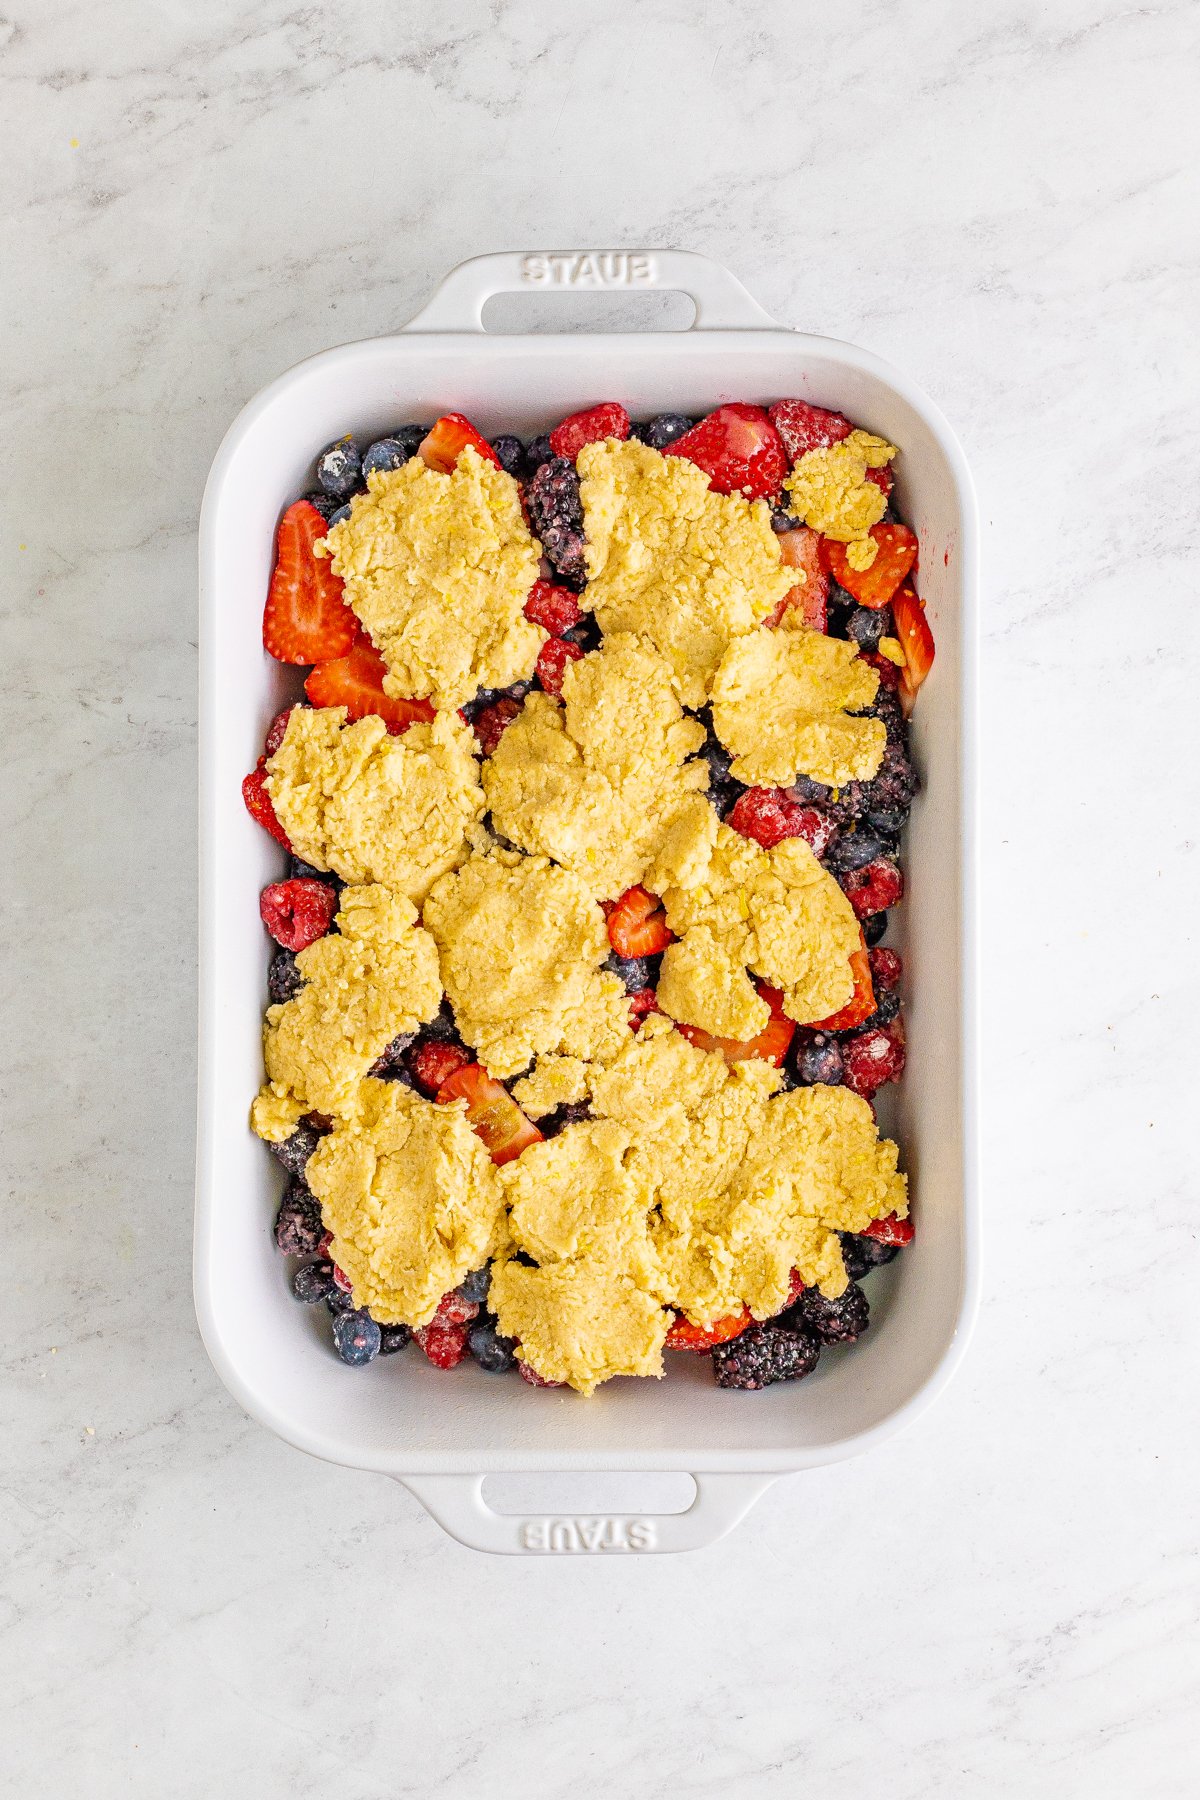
[332,1310,381,1366]
[711,1324,821,1390]
[369,1030,416,1076]
[826,832,884,874]
[524,432,553,476]
[303,490,342,523]
[458,1265,492,1306]
[361,436,411,478]
[270,1121,326,1179]
[839,1231,900,1279]
[861,988,900,1032]
[788,1281,869,1344]
[388,424,428,460]
[490,434,525,475]
[315,435,362,501]
[379,1324,412,1354]
[791,1032,843,1088]
[637,413,693,450]
[525,456,587,582]
[421,998,461,1042]
[274,1184,324,1256]
[563,614,602,653]
[845,605,890,652]
[292,1260,335,1304]
[540,1101,592,1139]
[268,947,305,1005]
[863,912,889,947]
[468,1319,517,1373]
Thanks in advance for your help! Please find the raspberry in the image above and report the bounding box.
[727,786,827,852]
[414,1322,471,1369]
[518,1358,565,1388]
[549,402,631,461]
[711,1324,821,1389]
[861,651,902,691]
[767,399,854,462]
[242,761,292,848]
[842,857,904,919]
[535,636,585,696]
[862,1212,914,1248]
[523,579,583,636]
[410,1039,471,1095]
[259,877,338,951]
[628,988,661,1030]
[429,1290,481,1328]
[473,697,521,755]
[841,1024,906,1097]
[264,706,295,758]
[868,946,903,991]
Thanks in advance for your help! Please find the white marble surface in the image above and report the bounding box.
[4,0,1199,1792]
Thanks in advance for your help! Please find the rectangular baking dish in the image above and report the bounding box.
[196,250,980,1553]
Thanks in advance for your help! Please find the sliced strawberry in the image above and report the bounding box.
[535,636,585,697]
[411,1040,471,1096]
[259,878,337,951]
[823,524,918,610]
[810,940,875,1031]
[418,413,502,474]
[767,399,854,463]
[676,982,795,1069]
[263,500,360,666]
[549,402,631,461]
[436,1064,543,1165]
[765,526,829,630]
[842,856,904,920]
[305,638,435,733]
[242,761,292,848]
[472,697,522,756]
[264,706,296,758]
[606,886,674,957]
[862,1211,914,1248]
[666,403,787,500]
[628,988,661,1030]
[665,1307,751,1351]
[523,579,583,636]
[890,582,936,708]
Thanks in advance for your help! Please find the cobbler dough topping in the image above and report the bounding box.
[512,1055,592,1118]
[489,1256,670,1397]
[266,706,484,901]
[251,884,442,1139]
[784,430,896,547]
[320,450,544,709]
[305,1078,506,1327]
[481,633,710,899]
[659,825,861,1026]
[422,850,631,1078]
[501,1120,654,1267]
[576,439,795,705]
[655,926,771,1040]
[710,627,885,789]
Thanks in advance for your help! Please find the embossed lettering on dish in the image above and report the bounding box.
[521,254,655,288]
[519,1516,658,1552]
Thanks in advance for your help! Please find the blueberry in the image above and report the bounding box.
[792,1033,843,1087]
[270,1121,326,1179]
[845,606,888,652]
[303,490,343,523]
[864,807,908,837]
[490,434,525,475]
[326,503,352,528]
[563,615,602,653]
[268,947,304,1005]
[839,1231,900,1279]
[540,1101,592,1139]
[332,1309,381,1366]
[771,507,802,534]
[468,1319,517,1373]
[388,424,428,460]
[361,437,411,478]
[379,1324,412,1354]
[315,436,362,500]
[826,833,883,874]
[325,1285,356,1315]
[863,912,889,947]
[524,433,553,476]
[292,1260,335,1303]
[290,854,335,884]
[274,1184,324,1256]
[639,413,693,450]
[605,952,654,994]
[458,1266,492,1305]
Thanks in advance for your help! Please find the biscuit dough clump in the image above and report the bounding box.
[784,429,896,547]
[710,626,885,789]
[266,706,484,902]
[320,450,543,709]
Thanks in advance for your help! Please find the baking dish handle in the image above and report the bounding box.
[398,1471,779,1554]
[401,249,779,333]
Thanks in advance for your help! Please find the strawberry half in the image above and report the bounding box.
[810,940,875,1031]
[418,413,502,474]
[676,982,795,1068]
[666,403,787,500]
[823,524,918,610]
[606,886,674,957]
[665,1307,751,1351]
[765,526,829,630]
[862,1211,914,1248]
[305,638,435,733]
[890,582,936,708]
[549,402,631,461]
[436,1064,543,1165]
[767,399,854,463]
[263,500,360,665]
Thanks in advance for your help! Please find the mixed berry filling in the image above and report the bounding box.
[247,402,935,1390]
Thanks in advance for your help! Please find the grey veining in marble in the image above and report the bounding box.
[3,0,1199,1794]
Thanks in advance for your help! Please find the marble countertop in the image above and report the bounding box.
[5,1,1197,1793]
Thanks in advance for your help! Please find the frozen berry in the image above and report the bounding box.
[771,506,803,534]
[410,1039,471,1095]
[458,1266,492,1305]
[639,413,693,450]
[550,402,630,460]
[524,432,553,475]
[289,854,328,882]
[315,435,362,500]
[260,877,338,951]
[268,947,304,1005]
[869,947,902,991]
[768,399,853,462]
[627,989,661,1030]
[274,1184,324,1256]
[430,1289,481,1328]
[361,438,410,479]
[839,1231,900,1278]
[270,1121,326,1178]
[388,424,428,460]
[535,635,585,696]
[379,1324,412,1354]
[473,697,522,756]
[242,762,292,848]
[842,856,904,919]
[605,951,657,993]
[490,434,525,475]
[790,1281,869,1345]
[264,706,295,758]
[414,1322,470,1369]
[325,1285,355,1315]
[711,1324,821,1389]
[368,1031,415,1077]
[846,605,891,653]
[841,1024,906,1096]
[540,1100,593,1137]
[523,579,583,635]
[791,1032,843,1087]
[332,1309,381,1366]
[728,786,820,851]
[303,490,342,523]
[420,999,461,1042]
[468,1320,517,1373]
[292,1260,335,1303]
[826,832,884,875]
[864,912,888,947]
[518,1358,565,1388]
[525,456,587,581]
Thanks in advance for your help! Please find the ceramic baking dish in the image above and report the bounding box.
[195,250,980,1554]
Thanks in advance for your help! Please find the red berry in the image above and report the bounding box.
[264,707,295,758]
[549,402,631,461]
[727,786,829,852]
[535,635,585,697]
[868,946,903,992]
[332,1262,353,1293]
[317,1230,333,1255]
[767,399,854,463]
[242,761,292,848]
[414,1322,471,1369]
[436,1064,544,1165]
[841,1024,906,1097]
[259,877,338,951]
[824,524,917,611]
[861,650,902,691]
[518,1358,565,1388]
[891,582,936,707]
[865,463,894,499]
[843,857,904,920]
[430,1290,481,1328]
[862,1211,914,1247]
[410,1040,472,1096]
[606,886,674,957]
[263,500,360,665]
[666,404,787,500]
[811,941,876,1031]
[418,413,501,474]
[627,988,661,1030]
[305,638,435,734]
[473,698,522,756]
[765,527,829,631]
[665,1307,751,1351]
[523,579,583,636]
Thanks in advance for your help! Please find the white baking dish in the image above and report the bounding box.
[196,251,980,1554]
